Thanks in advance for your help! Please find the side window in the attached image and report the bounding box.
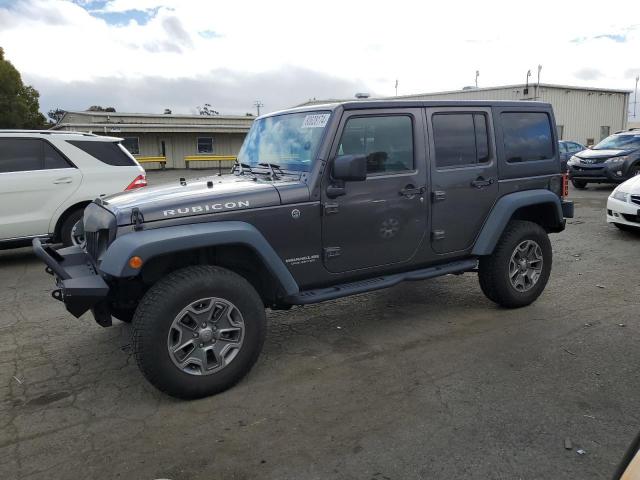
[122,137,140,155]
[558,142,568,153]
[67,140,137,166]
[43,142,73,169]
[432,113,490,168]
[0,138,42,173]
[501,112,554,163]
[338,116,413,174]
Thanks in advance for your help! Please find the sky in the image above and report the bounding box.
[0,0,639,117]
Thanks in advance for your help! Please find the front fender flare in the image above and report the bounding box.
[472,190,563,256]
[99,221,299,296]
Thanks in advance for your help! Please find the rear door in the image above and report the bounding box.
[426,107,498,254]
[0,138,81,240]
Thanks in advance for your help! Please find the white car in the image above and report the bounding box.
[607,174,640,231]
[0,131,146,248]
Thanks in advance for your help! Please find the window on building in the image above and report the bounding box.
[122,137,140,155]
[600,126,610,141]
[0,138,43,173]
[556,125,564,140]
[338,115,413,174]
[501,112,554,163]
[432,113,490,168]
[197,137,214,154]
[43,142,73,169]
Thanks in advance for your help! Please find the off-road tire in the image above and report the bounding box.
[132,265,266,399]
[571,179,587,189]
[478,220,552,308]
[60,209,84,247]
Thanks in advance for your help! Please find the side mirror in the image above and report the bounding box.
[332,154,367,182]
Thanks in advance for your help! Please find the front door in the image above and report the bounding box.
[427,107,499,254]
[321,109,427,273]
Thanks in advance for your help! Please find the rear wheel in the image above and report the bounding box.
[571,179,587,189]
[132,265,266,399]
[478,220,552,308]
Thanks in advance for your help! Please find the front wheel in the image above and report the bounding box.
[478,220,552,308]
[132,265,266,399]
[571,179,587,189]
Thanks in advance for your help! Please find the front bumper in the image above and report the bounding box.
[606,197,640,227]
[32,238,111,325]
[568,162,629,183]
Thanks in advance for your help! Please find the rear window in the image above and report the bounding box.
[68,140,137,166]
[501,112,554,163]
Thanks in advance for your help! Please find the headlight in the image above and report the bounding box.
[606,155,628,165]
[567,156,579,166]
[611,189,629,202]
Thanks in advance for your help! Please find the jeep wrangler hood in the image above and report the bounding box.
[100,176,282,225]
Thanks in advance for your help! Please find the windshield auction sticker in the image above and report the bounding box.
[301,113,330,128]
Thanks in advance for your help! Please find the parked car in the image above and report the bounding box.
[558,140,586,171]
[33,100,573,398]
[567,129,640,189]
[0,131,146,248]
[607,173,640,231]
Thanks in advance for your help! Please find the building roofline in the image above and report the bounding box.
[395,83,631,98]
[61,110,254,120]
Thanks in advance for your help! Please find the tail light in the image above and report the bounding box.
[561,173,569,197]
[125,174,147,191]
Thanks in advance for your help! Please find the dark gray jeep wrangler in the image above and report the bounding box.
[34,100,573,399]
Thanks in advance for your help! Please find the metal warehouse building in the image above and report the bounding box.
[393,83,630,146]
[53,111,254,170]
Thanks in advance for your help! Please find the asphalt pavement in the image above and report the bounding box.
[1,171,638,479]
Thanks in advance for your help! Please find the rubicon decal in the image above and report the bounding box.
[163,200,250,217]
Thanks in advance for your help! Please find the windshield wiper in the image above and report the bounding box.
[258,162,284,180]
[231,161,258,179]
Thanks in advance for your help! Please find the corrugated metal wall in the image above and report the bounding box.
[402,86,630,145]
[134,132,246,169]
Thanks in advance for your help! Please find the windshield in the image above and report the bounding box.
[593,134,640,151]
[237,111,331,172]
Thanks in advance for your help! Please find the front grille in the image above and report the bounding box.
[85,230,110,262]
[621,213,640,224]
[631,194,640,207]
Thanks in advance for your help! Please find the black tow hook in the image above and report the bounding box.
[44,266,54,276]
[51,289,63,302]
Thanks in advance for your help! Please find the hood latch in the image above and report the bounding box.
[131,208,144,231]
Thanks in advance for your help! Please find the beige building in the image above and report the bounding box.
[53,111,254,170]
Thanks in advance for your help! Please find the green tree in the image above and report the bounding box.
[0,47,47,129]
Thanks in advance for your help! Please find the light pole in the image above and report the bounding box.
[475,70,479,88]
[395,79,398,97]
[254,100,264,116]
[525,70,531,97]
[536,64,542,99]
[635,75,639,120]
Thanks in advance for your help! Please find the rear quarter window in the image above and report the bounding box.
[501,112,554,163]
[67,140,137,166]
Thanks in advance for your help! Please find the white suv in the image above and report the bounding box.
[607,173,640,231]
[0,131,146,248]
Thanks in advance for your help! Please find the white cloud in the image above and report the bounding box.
[1,0,639,114]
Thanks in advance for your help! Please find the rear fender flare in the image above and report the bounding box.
[99,221,299,296]
[472,190,563,256]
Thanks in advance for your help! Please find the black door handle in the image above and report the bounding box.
[400,185,426,196]
[471,177,494,188]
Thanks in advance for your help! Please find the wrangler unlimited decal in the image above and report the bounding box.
[163,200,251,217]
